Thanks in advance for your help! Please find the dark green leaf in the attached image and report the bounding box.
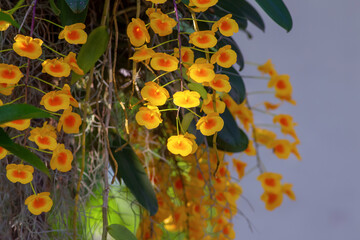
[49,0,61,15]
[255,0,292,32]
[237,0,265,31]
[222,67,246,104]
[57,0,88,26]
[0,128,50,177]
[0,12,20,29]
[107,224,137,240]
[110,137,158,216]
[212,3,248,30]
[181,112,194,132]
[71,26,109,84]
[0,104,55,125]
[64,0,89,13]
[217,36,244,70]
[181,0,190,5]
[188,83,207,99]
[8,0,25,14]
[207,108,248,152]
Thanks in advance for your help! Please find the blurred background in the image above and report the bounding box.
[232,1,360,239]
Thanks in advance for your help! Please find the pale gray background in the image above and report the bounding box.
[232,1,360,239]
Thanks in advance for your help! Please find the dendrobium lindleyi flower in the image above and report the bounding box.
[127,18,150,47]
[145,0,167,4]
[212,14,239,37]
[29,122,57,150]
[189,31,217,49]
[64,52,84,75]
[272,139,292,159]
[135,105,162,129]
[130,45,155,62]
[208,74,231,93]
[273,114,298,140]
[196,112,224,136]
[150,13,177,37]
[257,172,283,193]
[253,128,277,148]
[190,0,218,9]
[3,119,31,131]
[57,107,82,134]
[268,74,296,104]
[167,134,194,157]
[141,81,170,106]
[258,59,277,76]
[0,83,15,95]
[40,91,70,112]
[0,9,12,31]
[13,34,43,59]
[260,191,283,211]
[210,45,237,68]
[264,101,281,111]
[150,53,179,72]
[25,192,53,215]
[188,59,215,83]
[59,84,79,108]
[232,158,247,179]
[173,90,201,108]
[59,23,87,44]
[244,140,256,156]
[41,58,71,77]
[0,63,23,84]
[6,164,34,184]
[201,93,226,114]
[50,144,73,172]
[282,183,296,200]
[0,146,7,159]
[174,47,194,66]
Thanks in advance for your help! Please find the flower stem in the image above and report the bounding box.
[151,39,178,49]
[30,75,62,89]
[43,44,66,57]
[29,181,37,195]
[35,17,64,29]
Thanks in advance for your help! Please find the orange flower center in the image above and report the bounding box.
[142,112,155,122]
[195,68,208,77]
[65,115,76,127]
[67,30,80,40]
[158,58,171,67]
[156,19,168,31]
[219,52,230,63]
[276,80,286,89]
[20,42,35,53]
[182,51,189,62]
[194,204,201,213]
[57,152,67,165]
[12,170,27,179]
[275,144,285,153]
[1,69,16,79]
[216,192,226,201]
[204,118,216,129]
[197,171,204,181]
[220,20,232,31]
[174,178,183,190]
[148,88,161,98]
[280,118,289,126]
[49,63,64,73]
[48,96,63,106]
[212,79,224,88]
[37,136,50,145]
[223,226,230,235]
[196,35,210,44]
[267,193,277,204]
[265,178,276,187]
[197,0,210,4]
[133,26,143,39]
[33,197,46,209]
[11,119,25,125]
[0,147,3,153]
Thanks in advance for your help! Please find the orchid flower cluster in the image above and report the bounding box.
[123,0,301,239]
[0,15,86,215]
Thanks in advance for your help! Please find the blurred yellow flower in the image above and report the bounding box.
[167,134,194,157]
[201,93,225,114]
[57,107,82,134]
[40,91,70,112]
[0,64,23,84]
[41,58,71,78]
[0,83,15,95]
[130,45,155,62]
[232,158,247,179]
[150,13,177,36]
[189,31,217,49]
[174,47,194,66]
[208,74,231,93]
[257,172,282,193]
[188,62,215,83]
[59,23,87,44]
[150,53,179,72]
[173,90,201,108]
[29,122,57,150]
[196,113,224,136]
[135,105,162,129]
[64,52,84,75]
[3,119,31,131]
[212,14,239,37]
[260,191,283,211]
[210,45,237,68]
[50,144,73,172]
[141,81,169,106]
[0,146,7,159]
[272,139,292,159]
[127,18,150,47]
[258,59,277,76]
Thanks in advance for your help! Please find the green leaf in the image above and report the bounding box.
[237,0,265,31]
[181,112,194,132]
[0,128,50,177]
[0,12,20,29]
[8,0,25,14]
[222,67,246,104]
[188,83,208,99]
[207,108,248,152]
[71,26,109,84]
[255,0,293,32]
[107,224,137,240]
[0,104,55,125]
[49,0,61,15]
[110,137,158,216]
[64,0,89,13]
[57,0,88,26]
[217,35,244,70]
